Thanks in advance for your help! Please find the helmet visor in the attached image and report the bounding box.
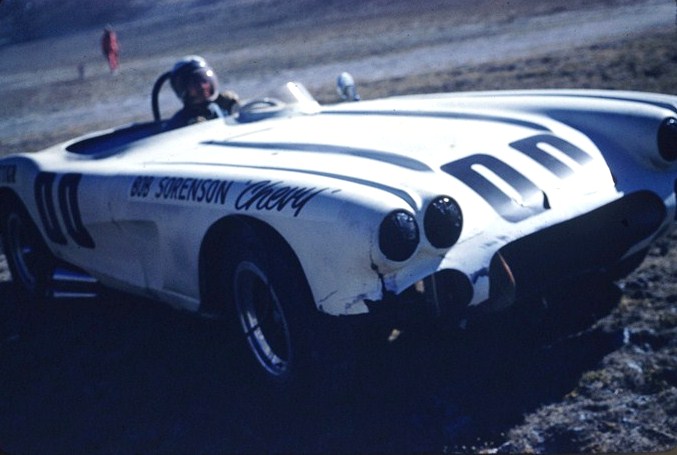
[184,69,218,105]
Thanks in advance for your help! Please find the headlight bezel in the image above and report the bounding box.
[424,195,463,249]
[378,209,420,262]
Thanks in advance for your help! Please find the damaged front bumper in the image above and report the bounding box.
[367,190,668,328]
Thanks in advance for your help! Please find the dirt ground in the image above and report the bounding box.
[0,0,676,453]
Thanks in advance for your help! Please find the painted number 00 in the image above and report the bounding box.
[34,172,95,249]
[442,134,593,222]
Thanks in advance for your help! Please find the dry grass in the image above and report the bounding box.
[348,30,677,101]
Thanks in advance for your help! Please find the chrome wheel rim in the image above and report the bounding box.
[234,261,291,378]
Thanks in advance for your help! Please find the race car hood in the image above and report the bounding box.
[59,89,676,212]
[155,92,620,209]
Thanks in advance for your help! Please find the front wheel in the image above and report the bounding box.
[222,224,355,395]
[234,259,294,380]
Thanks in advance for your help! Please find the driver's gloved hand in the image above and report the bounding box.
[216,90,240,115]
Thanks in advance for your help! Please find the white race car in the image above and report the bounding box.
[1,76,676,389]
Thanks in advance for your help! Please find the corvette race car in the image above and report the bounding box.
[1,74,676,388]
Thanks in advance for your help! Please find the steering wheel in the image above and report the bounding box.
[239,98,284,112]
[237,97,287,123]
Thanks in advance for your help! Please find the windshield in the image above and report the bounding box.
[268,82,318,107]
[236,82,320,123]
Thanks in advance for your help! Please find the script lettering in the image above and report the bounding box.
[235,180,326,217]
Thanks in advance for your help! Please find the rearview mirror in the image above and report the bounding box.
[336,72,360,102]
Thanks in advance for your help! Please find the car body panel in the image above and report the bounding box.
[1,87,675,318]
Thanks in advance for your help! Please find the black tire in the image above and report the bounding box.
[0,199,55,301]
[220,223,354,397]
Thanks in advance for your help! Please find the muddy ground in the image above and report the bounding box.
[0,0,676,453]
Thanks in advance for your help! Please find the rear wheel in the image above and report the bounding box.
[1,200,55,301]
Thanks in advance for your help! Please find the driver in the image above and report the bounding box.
[166,56,239,130]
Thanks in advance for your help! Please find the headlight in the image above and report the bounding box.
[424,196,463,248]
[379,210,419,262]
[658,117,677,162]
